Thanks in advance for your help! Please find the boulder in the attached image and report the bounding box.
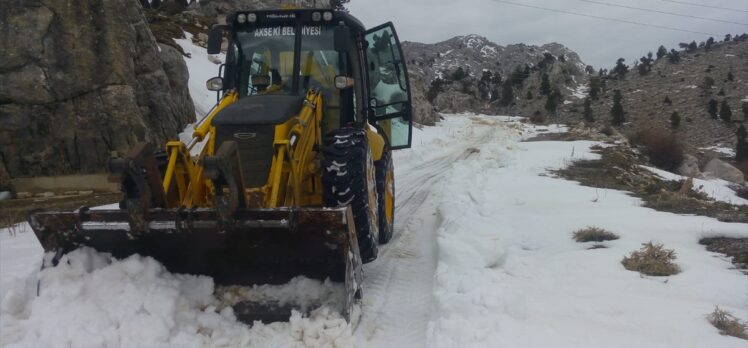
[703,158,745,184]
[676,154,701,178]
[0,0,195,179]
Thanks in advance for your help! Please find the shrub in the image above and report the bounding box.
[628,129,685,171]
[621,242,680,276]
[670,111,681,129]
[708,306,748,340]
[529,110,546,124]
[573,227,620,242]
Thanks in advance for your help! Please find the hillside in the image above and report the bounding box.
[570,37,748,150]
[404,35,589,124]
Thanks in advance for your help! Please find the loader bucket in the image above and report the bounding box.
[27,207,363,326]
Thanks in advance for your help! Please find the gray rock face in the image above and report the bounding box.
[703,158,745,184]
[0,0,195,181]
[402,35,588,121]
[677,154,701,178]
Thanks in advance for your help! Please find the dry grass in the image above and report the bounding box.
[1,209,22,236]
[622,242,681,276]
[708,306,748,340]
[573,227,620,243]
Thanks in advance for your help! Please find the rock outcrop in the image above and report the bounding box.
[703,158,745,184]
[0,0,195,184]
[402,35,588,122]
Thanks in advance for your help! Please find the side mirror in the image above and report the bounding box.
[206,77,224,91]
[334,76,355,90]
[207,26,226,55]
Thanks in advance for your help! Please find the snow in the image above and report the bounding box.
[175,32,225,118]
[641,165,748,205]
[701,145,736,157]
[1,39,747,346]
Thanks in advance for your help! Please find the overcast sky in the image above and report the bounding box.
[348,0,748,69]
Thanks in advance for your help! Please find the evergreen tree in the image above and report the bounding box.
[526,91,534,100]
[705,37,715,50]
[720,100,732,122]
[588,77,602,100]
[717,88,725,96]
[451,67,466,81]
[638,53,654,75]
[725,34,732,42]
[703,76,715,89]
[583,98,594,123]
[708,99,719,118]
[687,41,698,52]
[728,71,735,81]
[611,58,629,78]
[545,88,561,116]
[663,96,672,105]
[611,90,625,126]
[736,124,748,162]
[500,80,514,107]
[540,73,551,96]
[656,45,668,60]
[668,49,681,63]
[743,101,748,119]
[670,111,681,129]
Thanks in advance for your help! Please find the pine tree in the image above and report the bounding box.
[736,124,748,162]
[719,100,732,122]
[705,37,715,50]
[717,88,725,96]
[728,71,735,81]
[611,58,629,78]
[500,80,514,107]
[545,88,561,116]
[611,90,625,126]
[670,111,681,129]
[668,49,681,63]
[708,99,719,118]
[663,96,672,105]
[687,41,698,52]
[526,91,533,100]
[656,45,668,60]
[588,77,602,100]
[540,73,551,96]
[583,98,594,123]
[743,101,748,119]
[451,67,466,81]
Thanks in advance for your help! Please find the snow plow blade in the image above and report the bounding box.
[27,207,363,325]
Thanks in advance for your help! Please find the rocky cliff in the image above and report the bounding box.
[403,35,588,124]
[0,0,195,189]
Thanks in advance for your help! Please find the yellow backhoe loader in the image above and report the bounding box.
[28,8,413,326]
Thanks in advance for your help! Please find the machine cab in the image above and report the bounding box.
[207,9,414,149]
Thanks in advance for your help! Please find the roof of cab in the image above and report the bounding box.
[227,9,366,32]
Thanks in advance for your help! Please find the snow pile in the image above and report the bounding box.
[1,248,352,348]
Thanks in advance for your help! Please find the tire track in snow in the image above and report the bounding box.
[354,117,501,347]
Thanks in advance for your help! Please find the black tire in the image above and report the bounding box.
[322,128,380,263]
[375,149,395,244]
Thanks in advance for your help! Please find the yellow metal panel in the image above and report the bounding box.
[366,127,385,161]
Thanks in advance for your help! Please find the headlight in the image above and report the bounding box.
[236,14,246,23]
[247,13,257,23]
[323,11,333,21]
[312,12,322,21]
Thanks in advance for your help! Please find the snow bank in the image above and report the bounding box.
[423,114,748,348]
[1,248,352,348]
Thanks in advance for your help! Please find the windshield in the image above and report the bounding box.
[236,25,341,97]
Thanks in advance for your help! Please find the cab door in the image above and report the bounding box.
[364,22,413,149]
